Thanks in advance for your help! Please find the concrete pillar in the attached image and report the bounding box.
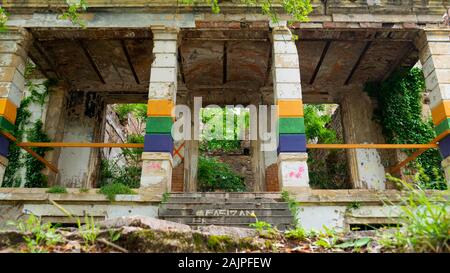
[141,27,178,194]
[43,81,69,186]
[272,26,310,192]
[340,92,387,189]
[416,30,450,187]
[0,28,31,186]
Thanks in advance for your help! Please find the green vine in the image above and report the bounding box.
[181,0,312,23]
[365,68,446,190]
[59,0,88,28]
[2,64,54,188]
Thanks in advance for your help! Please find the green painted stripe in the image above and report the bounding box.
[279,117,305,134]
[0,116,15,133]
[435,118,450,136]
[146,117,173,134]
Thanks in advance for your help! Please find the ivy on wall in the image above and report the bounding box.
[2,65,54,188]
[365,68,446,190]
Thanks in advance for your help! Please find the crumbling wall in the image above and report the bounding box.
[57,92,105,188]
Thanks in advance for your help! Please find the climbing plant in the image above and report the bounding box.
[59,0,88,28]
[365,68,446,190]
[2,63,54,188]
[0,6,7,32]
[181,0,312,23]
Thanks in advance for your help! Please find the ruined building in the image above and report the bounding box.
[0,1,449,230]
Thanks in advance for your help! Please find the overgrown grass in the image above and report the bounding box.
[379,178,449,252]
[198,156,245,192]
[46,186,67,194]
[98,183,136,201]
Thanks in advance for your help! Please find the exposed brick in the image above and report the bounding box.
[265,164,279,192]
[171,163,184,192]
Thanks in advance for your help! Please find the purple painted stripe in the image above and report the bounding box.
[439,134,450,158]
[144,134,173,154]
[278,134,306,153]
[0,135,9,157]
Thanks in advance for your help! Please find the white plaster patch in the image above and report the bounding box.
[279,160,309,188]
[153,40,177,54]
[355,148,386,190]
[273,54,300,68]
[0,81,23,107]
[148,82,176,100]
[297,206,346,231]
[275,83,302,99]
[152,53,177,67]
[273,41,298,54]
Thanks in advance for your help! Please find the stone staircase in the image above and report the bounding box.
[158,192,294,230]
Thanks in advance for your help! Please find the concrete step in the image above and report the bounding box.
[161,215,293,225]
[164,197,279,203]
[168,192,282,199]
[160,202,289,209]
[190,223,293,230]
[159,207,292,217]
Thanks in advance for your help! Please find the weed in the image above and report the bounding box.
[98,183,136,201]
[285,227,306,241]
[46,186,68,194]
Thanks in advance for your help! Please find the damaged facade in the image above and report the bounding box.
[0,0,449,230]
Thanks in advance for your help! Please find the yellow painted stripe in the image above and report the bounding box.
[147,99,174,117]
[0,98,17,124]
[431,100,450,126]
[277,100,303,117]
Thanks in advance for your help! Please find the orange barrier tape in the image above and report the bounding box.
[18,142,144,148]
[307,144,438,149]
[0,131,59,173]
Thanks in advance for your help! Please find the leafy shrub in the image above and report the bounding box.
[98,183,136,201]
[197,156,245,192]
[379,179,449,252]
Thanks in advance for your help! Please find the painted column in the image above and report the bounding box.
[141,27,178,193]
[0,28,31,185]
[416,30,450,187]
[272,26,310,192]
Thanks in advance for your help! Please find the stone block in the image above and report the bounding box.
[150,67,177,83]
[274,83,302,99]
[0,98,17,124]
[152,53,177,67]
[425,69,450,92]
[144,134,174,153]
[274,68,301,83]
[429,84,450,109]
[146,117,174,134]
[148,82,176,100]
[278,134,307,153]
[147,99,174,117]
[273,54,299,68]
[278,117,305,134]
[152,40,177,54]
[0,82,23,108]
[277,99,304,117]
[273,41,298,54]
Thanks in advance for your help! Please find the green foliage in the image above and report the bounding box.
[207,235,233,251]
[161,192,171,203]
[249,213,278,238]
[77,215,99,248]
[313,226,339,249]
[285,227,306,241]
[281,190,300,226]
[98,182,136,201]
[379,179,450,253]
[8,214,63,253]
[365,68,446,190]
[99,133,143,189]
[0,6,8,32]
[2,70,54,188]
[114,104,147,123]
[335,237,371,250]
[304,104,337,144]
[200,108,247,153]
[59,0,88,28]
[46,185,68,194]
[197,156,246,192]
